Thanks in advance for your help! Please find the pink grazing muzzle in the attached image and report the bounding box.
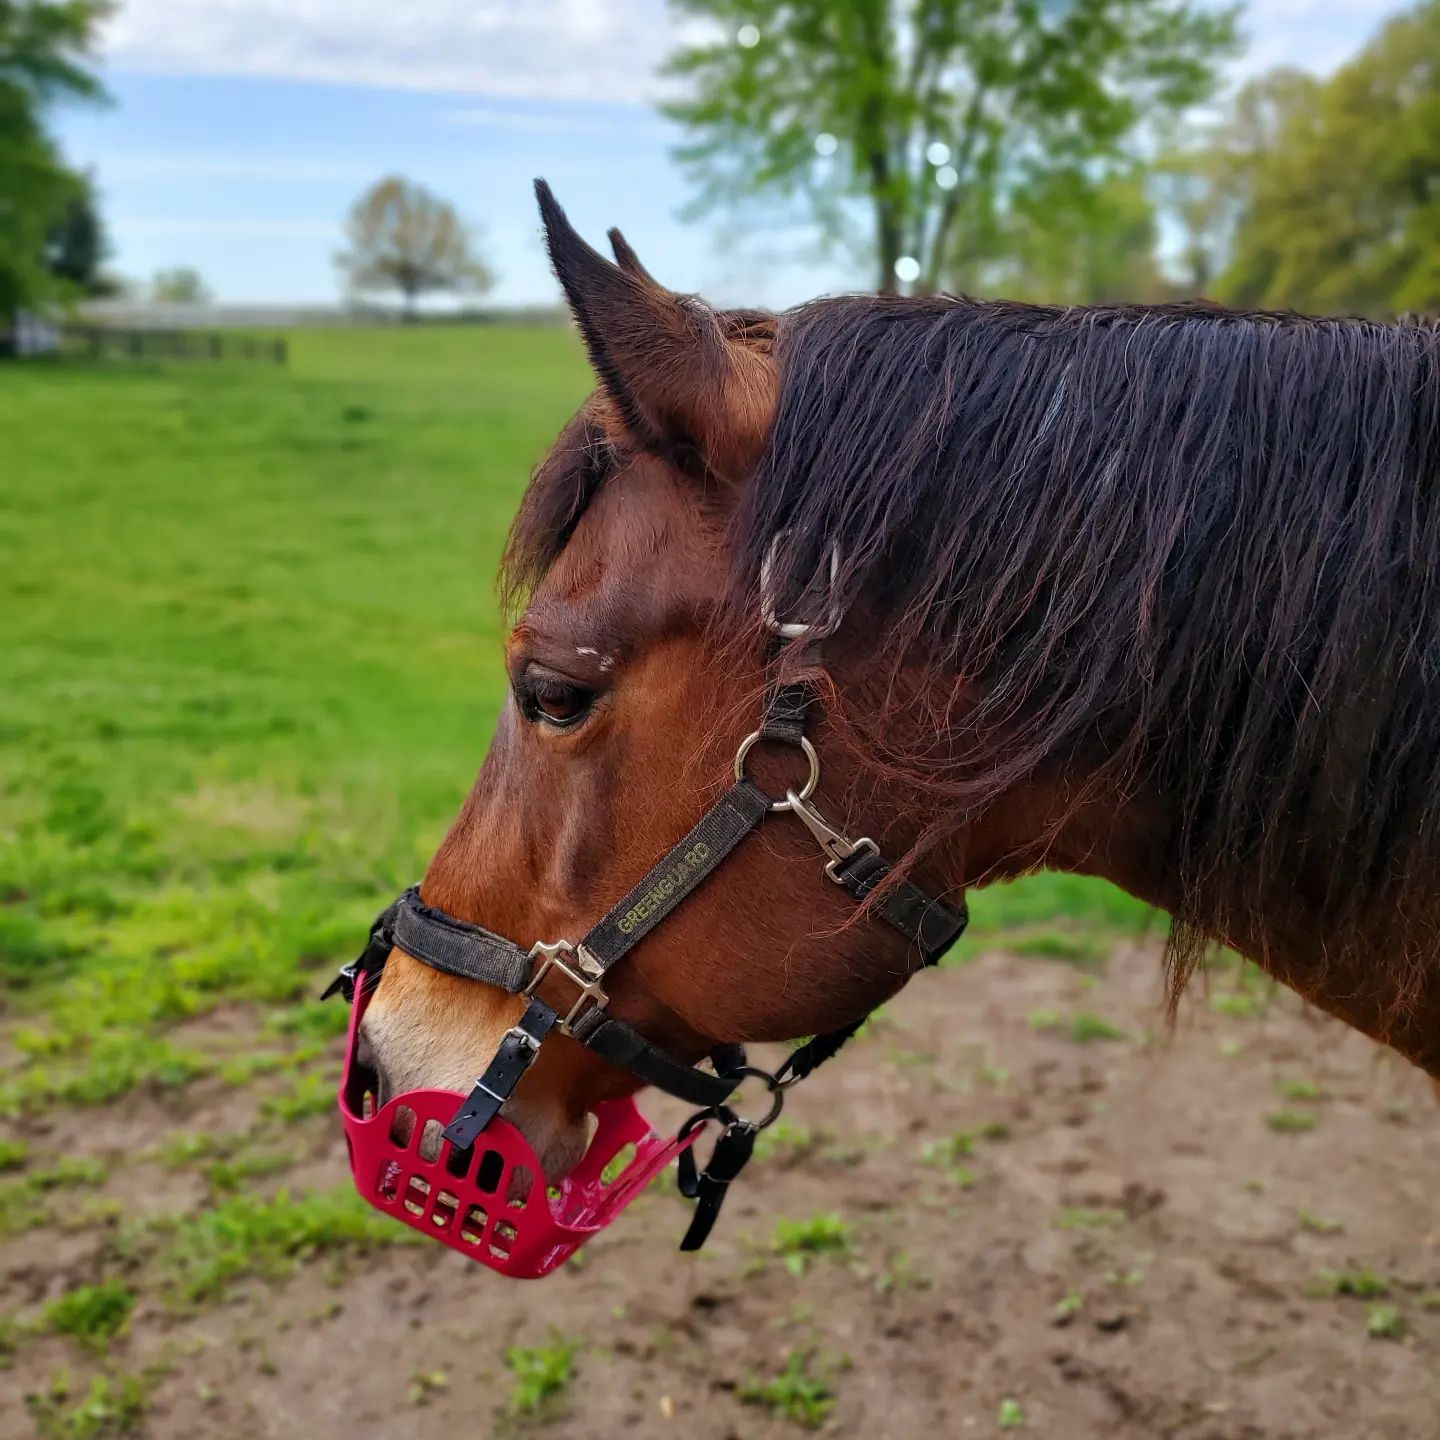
[337,978,695,1278]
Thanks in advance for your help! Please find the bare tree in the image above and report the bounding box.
[337,176,495,318]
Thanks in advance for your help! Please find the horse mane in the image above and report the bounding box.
[735,295,1440,1007]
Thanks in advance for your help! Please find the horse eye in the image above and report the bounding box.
[521,676,595,729]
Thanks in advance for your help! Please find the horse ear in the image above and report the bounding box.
[535,179,772,480]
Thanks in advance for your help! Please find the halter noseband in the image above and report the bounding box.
[324,542,968,1249]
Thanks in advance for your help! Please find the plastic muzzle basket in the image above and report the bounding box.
[338,977,695,1278]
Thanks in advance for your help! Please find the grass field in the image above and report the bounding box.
[0,330,1209,1435]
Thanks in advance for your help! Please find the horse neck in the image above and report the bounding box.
[956,759,1440,1082]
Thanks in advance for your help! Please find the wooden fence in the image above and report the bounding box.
[62,326,288,365]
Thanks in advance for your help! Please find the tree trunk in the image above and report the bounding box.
[875,197,902,294]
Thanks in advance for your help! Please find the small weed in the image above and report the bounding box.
[1265,1109,1318,1134]
[979,1120,1012,1141]
[27,1370,149,1438]
[1053,1290,1085,1323]
[1212,992,1266,1019]
[1366,1304,1405,1340]
[754,1121,820,1162]
[978,1063,1010,1088]
[771,1213,854,1275]
[505,1335,577,1418]
[1420,1293,1440,1312]
[157,1132,232,1167]
[874,1250,932,1294]
[1069,1012,1127,1044]
[160,1185,419,1303]
[921,1131,977,1185]
[0,1156,107,1238]
[45,1283,135,1350]
[409,1369,449,1406]
[261,1072,334,1124]
[203,1152,294,1195]
[1055,1207,1124,1231]
[998,1396,1027,1428]
[739,1350,836,1429]
[1277,1078,1325,1102]
[1027,1009,1062,1033]
[1309,1268,1388,1299]
[0,1138,28,1172]
[1296,1208,1342,1234]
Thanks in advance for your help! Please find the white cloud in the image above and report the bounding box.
[102,0,1385,103]
[102,0,678,103]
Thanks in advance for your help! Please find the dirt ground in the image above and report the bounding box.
[4,942,1439,1440]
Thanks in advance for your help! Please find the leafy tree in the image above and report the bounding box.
[150,266,211,304]
[0,1,110,320]
[663,0,1239,295]
[971,170,1166,305]
[1155,67,1319,297]
[336,176,495,318]
[45,174,110,292]
[1216,1,1440,316]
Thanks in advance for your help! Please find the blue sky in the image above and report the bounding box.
[53,0,1384,308]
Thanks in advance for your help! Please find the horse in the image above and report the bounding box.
[356,180,1440,1188]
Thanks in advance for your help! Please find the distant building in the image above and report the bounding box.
[0,310,61,358]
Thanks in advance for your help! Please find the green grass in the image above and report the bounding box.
[27,1370,150,1439]
[738,1351,838,1429]
[155,1184,421,1303]
[0,329,591,1111]
[504,1335,578,1418]
[44,1283,135,1351]
[770,1212,855,1275]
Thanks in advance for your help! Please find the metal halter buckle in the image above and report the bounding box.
[759,533,843,640]
[784,789,880,880]
[525,939,608,1035]
[733,731,820,812]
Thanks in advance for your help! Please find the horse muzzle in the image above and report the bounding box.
[337,974,694,1279]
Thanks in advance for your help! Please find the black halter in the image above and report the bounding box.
[324,559,968,1248]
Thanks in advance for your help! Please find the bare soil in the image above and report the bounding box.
[4,943,1440,1439]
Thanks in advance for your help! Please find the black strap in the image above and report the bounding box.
[677,1115,758,1252]
[758,681,810,747]
[392,886,532,992]
[581,779,771,972]
[777,1017,868,1085]
[829,848,969,962]
[441,997,557,1149]
[571,1012,740,1108]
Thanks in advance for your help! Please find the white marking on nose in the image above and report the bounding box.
[576,646,599,657]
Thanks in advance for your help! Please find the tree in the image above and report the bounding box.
[0,1,110,320]
[663,0,1239,295]
[972,171,1167,305]
[150,266,211,304]
[1154,67,1320,298]
[1215,2,1440,317]
[46,174,111,293]
[336,176,495,317]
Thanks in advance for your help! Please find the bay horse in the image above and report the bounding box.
[357,181,1440,1191]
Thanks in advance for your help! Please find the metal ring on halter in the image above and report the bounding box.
[733,732,820,812]
[726,1066,785,1129]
